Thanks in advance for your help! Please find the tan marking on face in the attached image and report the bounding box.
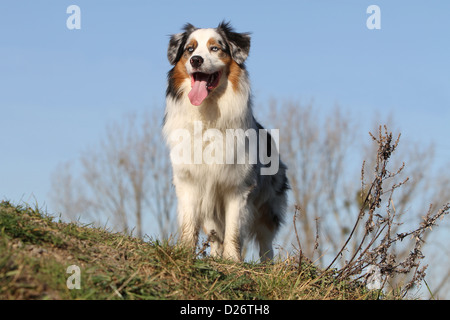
[206,38,227,57]
[171,40,198,93]
[227,60,242,92]
[173,56,190,93]
[183,39,198,59]
[206,37,242,92]
[172,34,243,94]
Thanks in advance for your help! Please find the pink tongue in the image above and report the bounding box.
[188,75,209,106]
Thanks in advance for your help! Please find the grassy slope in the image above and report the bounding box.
[0,201,375,300]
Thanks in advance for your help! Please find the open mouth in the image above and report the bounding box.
[188,71,222,106]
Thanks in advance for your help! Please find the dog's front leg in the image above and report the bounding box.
[176,183,200,251]
[179,212,199,251]
[223,192,248,262]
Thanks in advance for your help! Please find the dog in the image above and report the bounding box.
[163,22,289,261]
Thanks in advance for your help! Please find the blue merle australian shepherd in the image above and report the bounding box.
[163,22,289,261]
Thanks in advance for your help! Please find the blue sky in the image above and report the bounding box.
[1,0,450,210]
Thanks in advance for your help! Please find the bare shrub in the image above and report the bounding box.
[269,100,450,297]
[291,124,450,297]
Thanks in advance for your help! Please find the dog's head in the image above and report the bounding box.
[167,22,251,106]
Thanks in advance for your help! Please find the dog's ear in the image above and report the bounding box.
[167,23,196,65]
[217,21,251,65]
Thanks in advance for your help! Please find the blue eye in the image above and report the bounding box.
[211,46,219,52]
[187,47,194,53]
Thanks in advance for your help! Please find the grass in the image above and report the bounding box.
[0,200,380,300]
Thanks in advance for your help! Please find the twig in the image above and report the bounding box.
[293,206,303,274]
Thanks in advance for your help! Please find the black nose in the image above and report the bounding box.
[190,55,203,68]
